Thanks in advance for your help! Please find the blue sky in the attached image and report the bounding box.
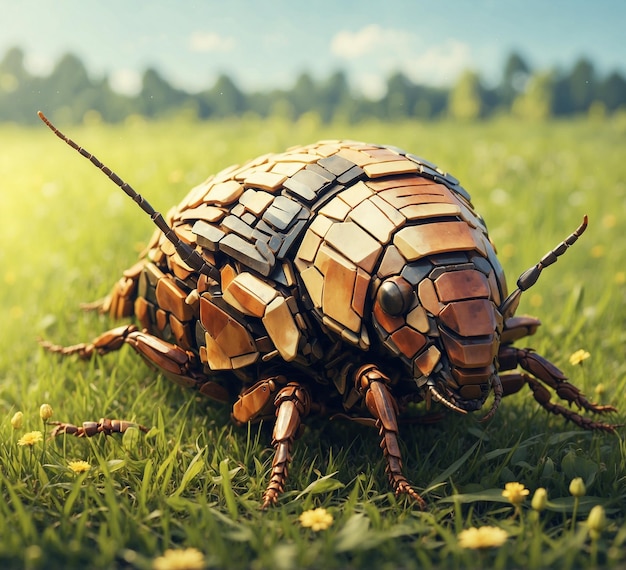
[2,0,624,98]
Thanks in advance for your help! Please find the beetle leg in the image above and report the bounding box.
[356,364,426,509]
[500,316,541,344]
[50,418,148,438]
[39,324,139,359]
[498,346,618,432]
[42,327,229,403]
[261,382,311,509]
[232,376,286,425]
[500,372,618,432]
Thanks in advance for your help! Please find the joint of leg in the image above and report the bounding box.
[232,378,280,423]
[354,364,391,393]
[274,382,311,416]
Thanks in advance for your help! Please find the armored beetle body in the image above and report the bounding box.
[39,113,617,508]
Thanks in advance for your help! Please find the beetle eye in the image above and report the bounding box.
[377,277,413,316]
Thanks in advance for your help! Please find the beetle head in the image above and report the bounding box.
[372,266,504,418]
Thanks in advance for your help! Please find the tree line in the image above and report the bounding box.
[1,46,625,124]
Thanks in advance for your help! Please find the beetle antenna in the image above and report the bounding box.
[499,216,588,317]
[37,111,220,282]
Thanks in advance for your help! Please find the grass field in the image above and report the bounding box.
[1,114,625,569]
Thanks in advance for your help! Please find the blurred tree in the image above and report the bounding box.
[269,95,296,121]
[0,47,31,122]
[512,70,554,120]
[553,58,596,115]
[448,70,484,120]
[499,52,531,109]
[38,53,98,123]
[383,72,413,120]
[0,46,28,84]
[245,89,273,117]
[0,46,624,124]
[199,73,246,118]
[138,67,187,118]
[319,71,351,122]
[597,71,626,112]
[291,72,319,118]
[568,58,596,113]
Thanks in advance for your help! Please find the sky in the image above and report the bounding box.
[2,0,625,99]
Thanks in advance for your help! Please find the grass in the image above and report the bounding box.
[1,114,625,569]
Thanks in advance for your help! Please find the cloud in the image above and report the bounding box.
[188,31,235,53]
[23,53,54,76]
[331,25,473,93]
[406,40,473,85]
[109,69,142,96]
[330,25,412,60]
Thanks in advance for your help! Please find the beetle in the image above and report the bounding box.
[38,112,618,508]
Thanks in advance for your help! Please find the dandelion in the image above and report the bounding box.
[458,526,508,549]
[531,487,548,512]
[39,403,54,422]
[502,482,529,507]
[152,547,205,570]
[68,460,91,474]
[299,507,334,531]
[17,431,43,447]
[11,411,23,429]
[569,349,590,366]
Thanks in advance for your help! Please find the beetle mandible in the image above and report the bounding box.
[38,112,618,508]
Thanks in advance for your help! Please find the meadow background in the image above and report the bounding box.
[0,112,625,569]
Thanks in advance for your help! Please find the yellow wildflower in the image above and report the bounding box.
[502,482,529,506]
[299,507,334,531]
[68,460,91,474]
[587,505,606,539]
[17,431,43,447]
[11,411,23,429]
[152,548,205,570]
[458,526,508,549]
[590,245,605,258]
[569,349,590,366]
[569,477,586,498]
[39,403,54,421]
[531,487,548,512]
[602,214,616,229]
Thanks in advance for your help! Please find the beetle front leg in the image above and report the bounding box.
[232,378,311,508]
[498,346,618,432]
[356,364,426,509]
[262,382,311,508]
